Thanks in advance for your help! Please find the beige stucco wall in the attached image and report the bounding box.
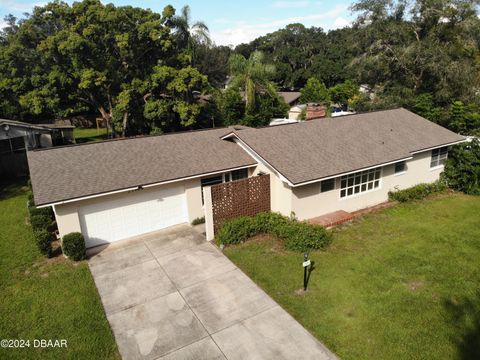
[291,150,443,220]
[54,179,205,239]
[53,168,258,239]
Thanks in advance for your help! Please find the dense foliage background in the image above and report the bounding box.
[0,0,479,135]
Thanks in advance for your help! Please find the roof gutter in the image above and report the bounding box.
[289,156,414,188]
[35,163,257,208]
[410,139,467,154]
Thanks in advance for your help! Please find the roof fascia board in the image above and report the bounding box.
[291,156,414,187]
[36,163,256,208]
[410,139,467,154]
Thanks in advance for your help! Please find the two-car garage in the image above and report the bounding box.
[27,127,257,249]
[77,185,188,248]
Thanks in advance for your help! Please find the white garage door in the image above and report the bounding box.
[79,185,188,248]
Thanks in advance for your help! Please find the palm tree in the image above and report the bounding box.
[171,5,210,63]
[228,51,277,114]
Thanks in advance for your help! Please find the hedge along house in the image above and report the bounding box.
[28,108,464,248]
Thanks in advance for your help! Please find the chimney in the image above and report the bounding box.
[306,103,327,120]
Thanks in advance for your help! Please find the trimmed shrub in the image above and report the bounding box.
[279,222,332,252]
[216,216,256,245]
[191,216,205,225]
[62,232,86,261]
[47,220,58,233]
[388,181,447,202]
[34,230,54,257]
[216,212,332,252]
[30,215,53,232]
[28,206,54,219]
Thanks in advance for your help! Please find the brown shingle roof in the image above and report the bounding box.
[240,91,301,105]
[278,92,301,105]
[28,128,256,206]
[232,108,465,185]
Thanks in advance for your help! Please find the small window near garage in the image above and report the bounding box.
[395,161,406,175]
[320,178,335,192]
[431,147,448,168]
[201,175,223,204]
[231,168,248,181]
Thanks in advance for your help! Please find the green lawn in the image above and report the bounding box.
[224,193,480,360]
[74,127,108,143]
[0,180,119,360]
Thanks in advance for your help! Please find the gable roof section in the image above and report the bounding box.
[28,127,256,206]
[240,91,301,105]
[278,92,301,105]
[228,108,465,185]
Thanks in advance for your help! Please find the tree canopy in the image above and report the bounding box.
[0,0,211,135]
[0,0,479,136]
[299,78,330,104]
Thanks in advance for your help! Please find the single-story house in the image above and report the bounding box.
[28,108,465,248]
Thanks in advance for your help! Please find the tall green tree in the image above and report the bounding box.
[329,80,359,106]
[0,1,212,136]
[442,139,480,195]
[300,78,330,104]
[228,51,277,115]
[170,5,210,64]
[143,65,209,132]
[350,0,480,107]
[234,24,357,89]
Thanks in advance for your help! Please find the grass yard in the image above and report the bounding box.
[74,127,108,143]
[224,193,480,360]
[0,180,119,360]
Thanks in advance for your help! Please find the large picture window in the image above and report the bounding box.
[430,147,448,168]
[340,167,381,198]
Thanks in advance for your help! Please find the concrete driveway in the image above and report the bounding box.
[88,225,337,360]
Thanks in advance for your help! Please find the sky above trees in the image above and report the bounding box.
[0,0,354,46]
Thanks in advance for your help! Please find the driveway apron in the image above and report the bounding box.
[88,225,337,360]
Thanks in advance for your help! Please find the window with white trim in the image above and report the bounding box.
[430,147,448,168]
[340,167,381,198]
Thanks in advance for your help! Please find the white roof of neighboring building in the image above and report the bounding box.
[331,111,356,117]
[269,118,298,126]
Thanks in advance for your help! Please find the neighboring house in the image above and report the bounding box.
[28,108,464,248]
[331,110,356,117]
[278,91,301,106]
[288,104,306,120]
[0,119,73,177]
[240,91,301,106]
[269,118,298,126]
[38,124,75,145]
[1,120,50,177]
